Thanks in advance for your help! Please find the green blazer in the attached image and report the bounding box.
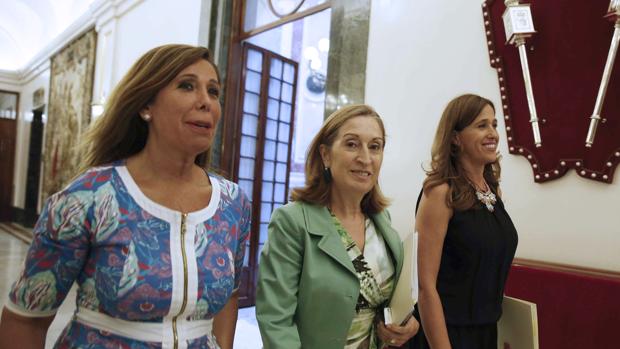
[256,201,404,349]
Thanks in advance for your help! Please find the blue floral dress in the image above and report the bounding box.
[7,163,251,349]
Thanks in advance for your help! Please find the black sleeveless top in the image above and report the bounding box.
[415,188,518,325]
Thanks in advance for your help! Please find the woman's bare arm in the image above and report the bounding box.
[416,184,453,349]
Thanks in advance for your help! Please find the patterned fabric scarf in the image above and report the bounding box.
[329,212,394,349]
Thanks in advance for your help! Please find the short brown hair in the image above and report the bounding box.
[291,104,390,215]
[423,94,501,210]
[78,44,220,173]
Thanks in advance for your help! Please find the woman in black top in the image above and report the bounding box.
[408,94,518,349]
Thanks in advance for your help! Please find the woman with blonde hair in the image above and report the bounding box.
[0,44,250,349]
[256,104,419,348]
[409,94,518,349]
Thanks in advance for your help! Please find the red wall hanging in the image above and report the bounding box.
[483,0,620,183]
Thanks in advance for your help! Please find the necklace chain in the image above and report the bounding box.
[467,178,497,212]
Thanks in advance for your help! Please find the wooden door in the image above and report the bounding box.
[0,91,18,221]
[234,43,299,307]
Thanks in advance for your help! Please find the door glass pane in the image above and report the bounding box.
[283,63,295,83]
[264,140,276,160]
[242,113,259,136]
[240,135,256,157]
[277,142,289,162]
[247,49,263,71]
[279,102,291,123]
[281,82,293,103]
[270,59,283,79]
[274,183,286,203]
[260,203,272,223]
[266,120,278,140]
[239,179,254,201]
[244,244,250,266]
[243,92,260,114]
[278,123,290,142]
[267,98,279,120]
[261,182,273,201]
[259,224,269,244]
[275,162,287,182]
[239,157,255,180]
[268,79,281,99]
[245,71,261,93]
[262,160,275,181]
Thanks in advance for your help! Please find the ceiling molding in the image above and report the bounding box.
[0,69,21,87]
[7,0,142,86]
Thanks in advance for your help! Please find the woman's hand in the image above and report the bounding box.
[377,316,420,347]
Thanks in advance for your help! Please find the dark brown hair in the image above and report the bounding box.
[78,44,220,173]
[423,94,501,210]
[291,104,390,215]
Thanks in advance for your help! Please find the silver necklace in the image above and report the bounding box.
[468,178,496,212]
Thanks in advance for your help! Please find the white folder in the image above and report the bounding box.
[384,231,418,326]
[497,296,539,349]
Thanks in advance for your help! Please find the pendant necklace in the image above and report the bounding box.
[468,178,496,212]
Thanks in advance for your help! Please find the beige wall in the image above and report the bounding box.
[366,0,620,271]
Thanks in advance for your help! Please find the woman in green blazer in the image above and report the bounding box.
[256,105,419,349]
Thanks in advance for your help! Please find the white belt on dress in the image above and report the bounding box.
[75,307,214,344]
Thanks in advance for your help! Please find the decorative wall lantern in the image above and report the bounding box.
[585,0,620,147]
[483,0,620,183]
[502,0,542,148]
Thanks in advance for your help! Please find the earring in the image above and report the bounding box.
[323,167,332,183]
[142,113,151,122]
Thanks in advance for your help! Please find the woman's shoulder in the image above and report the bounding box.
[61,164,119,195]
[209,174,247,201]
[423,182,450,201]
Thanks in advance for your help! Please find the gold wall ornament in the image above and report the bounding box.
[502,0,542,148]
[585,1,620,147]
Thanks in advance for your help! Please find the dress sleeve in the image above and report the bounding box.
[6,189,92,317]
[255,207,304,349]
[233,190,252,291]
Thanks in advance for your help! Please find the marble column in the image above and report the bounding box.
[324,0,372,118]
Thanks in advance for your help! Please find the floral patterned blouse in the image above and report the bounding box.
[6,163,251,349]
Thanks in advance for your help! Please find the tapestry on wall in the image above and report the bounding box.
[42,29,96,202]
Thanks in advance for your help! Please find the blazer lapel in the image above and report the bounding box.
[302,203,356,275]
